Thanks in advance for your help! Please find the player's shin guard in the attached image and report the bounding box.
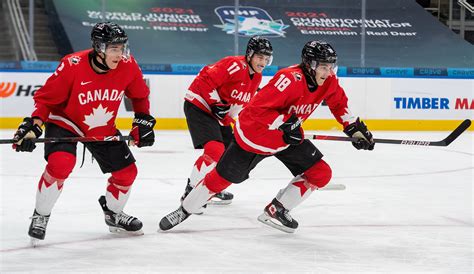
[105,163,137,213]
[276,160,332,210]
[30,152,75,243]
[182,169,231,214]
[188,141,224,188]
[35,152,75,216]
[184,141,233,206]
[276,175,315,211]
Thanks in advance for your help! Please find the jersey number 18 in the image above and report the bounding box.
[274,74,291,92]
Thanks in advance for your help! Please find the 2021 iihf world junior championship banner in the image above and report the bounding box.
[50,0,473,68]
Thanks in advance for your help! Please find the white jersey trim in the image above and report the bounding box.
[48,114,85,137]
[235,119,289,154]
[185,90,211,112]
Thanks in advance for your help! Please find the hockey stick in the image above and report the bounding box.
[0,135,134,144]
[312,119,471,147]
[318,183,346,191]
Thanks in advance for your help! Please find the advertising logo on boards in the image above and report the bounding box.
[394,97,474,110]
[0,82,41,98]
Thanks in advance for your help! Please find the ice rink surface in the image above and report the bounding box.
[0,129,472,273]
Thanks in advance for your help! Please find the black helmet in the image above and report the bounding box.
[301,40,337,70]
[246,36,273,65]
[91,22,129,57]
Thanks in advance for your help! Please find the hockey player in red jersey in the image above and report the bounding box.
[12,22,156,244]
[160,40,375,233]
[181,36,273,208]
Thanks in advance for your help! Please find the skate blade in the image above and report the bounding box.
[207,199,232,206]
[108,227,144,236]
[257,213,295,233]
[29,237,41,247]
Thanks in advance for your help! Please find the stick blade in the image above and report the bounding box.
[442,119,471,146]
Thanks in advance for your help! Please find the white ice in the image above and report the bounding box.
[1,129,473,273]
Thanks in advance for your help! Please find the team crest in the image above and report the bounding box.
[121,56,132,63]
[68,56,81,66]
[214,6,289,37]
[292,72,302,81]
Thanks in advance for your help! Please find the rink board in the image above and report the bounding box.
[0,72,472,131]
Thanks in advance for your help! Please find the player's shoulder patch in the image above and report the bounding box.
[121,55,133,63]
[279,66,304,82]
[291,71,303,81]
[67,55,81,66]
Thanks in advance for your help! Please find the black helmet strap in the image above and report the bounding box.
[91,50,110,72]
[246,51,256,75]
[300,63,318,92]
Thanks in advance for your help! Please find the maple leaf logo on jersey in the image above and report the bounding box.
[209,89,221,102]
[83,104,114,130]
[268,114,285,130]
[228,103,244,118]
[341,108,356,124]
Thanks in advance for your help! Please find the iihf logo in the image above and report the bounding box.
[214,6,289,37]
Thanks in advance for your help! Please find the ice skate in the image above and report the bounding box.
[98,196,143,235]
[28,210,50,247]
[208,190,234,205]
[159,206,190,231]
[258,198,298,233]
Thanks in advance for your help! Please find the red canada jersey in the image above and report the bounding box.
[185,55,262,124]
[32,49,150,137]
[235,65,356,155]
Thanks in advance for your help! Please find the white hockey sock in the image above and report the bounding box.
[182,180,214,214]
[188,155,216,188]
[105,186,131,213]
[35,169,65,216]
[275,175,317,210]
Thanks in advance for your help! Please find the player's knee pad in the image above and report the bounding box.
[203,140,225,162]
[204,169,232,193]
[109,163,137,187]
[303,159,332,188]
[46,151,76,180]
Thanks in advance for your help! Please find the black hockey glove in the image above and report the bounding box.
[278,114,304,145]
[343,118,375,150]
[210,101,231,120]
[130,113,156,147]
[12,117,43,152]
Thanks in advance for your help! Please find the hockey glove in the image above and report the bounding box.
[210,101,231,120]
[278,114,304,145]
[343,118,375,150]
[12,117,43,152]
[130,113,156,147]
